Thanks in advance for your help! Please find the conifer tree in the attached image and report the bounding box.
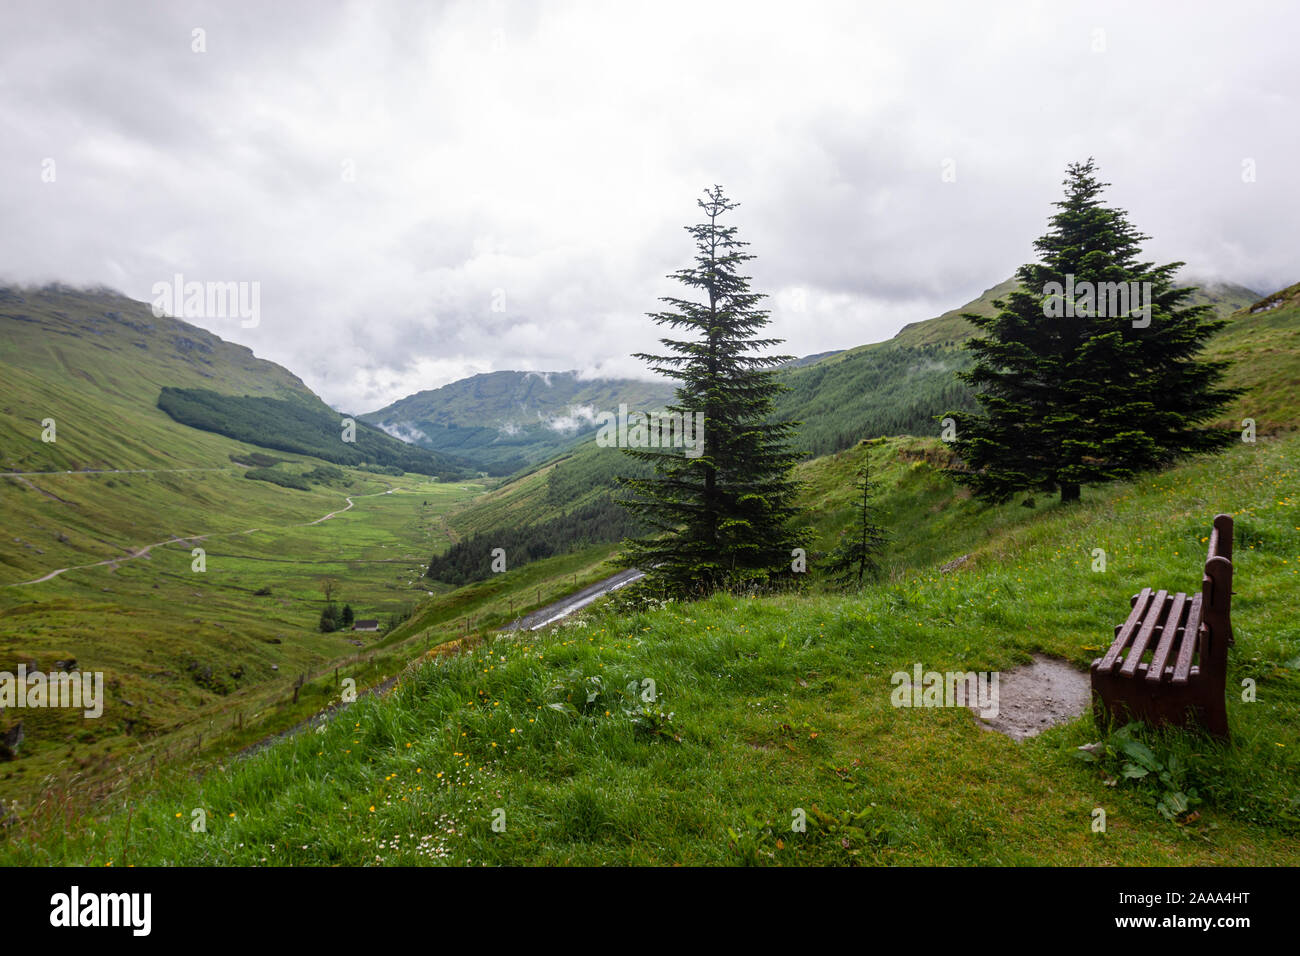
[825,463,889,589]
[617,186,808,596]
[945,159,1239,503]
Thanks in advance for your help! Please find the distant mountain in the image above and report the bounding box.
[782,349,845,369]
[881,276,1261,350]
[367,276,1264,472]
[361,370,677,475]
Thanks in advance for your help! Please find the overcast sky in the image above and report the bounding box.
[1,0,1296,412]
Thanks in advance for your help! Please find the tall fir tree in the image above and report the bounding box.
[824,463,890,589]
[945,159,1240,504]
[616,186,808,597]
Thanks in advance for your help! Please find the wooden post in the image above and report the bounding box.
[334,666,339,686]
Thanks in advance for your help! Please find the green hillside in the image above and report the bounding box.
[774,278,1260,458]
[418,441,654,585]
[1207,282,1300,434]
[0,285,316,474]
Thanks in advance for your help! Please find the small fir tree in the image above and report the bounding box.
[825,463,890,588]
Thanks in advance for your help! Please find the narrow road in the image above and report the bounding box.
[504,567,646,631]
[3,486,406,587]
[307,488,396,525]
[12,532,229,585]
[0,467,230,477]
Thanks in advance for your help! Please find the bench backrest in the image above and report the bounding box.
[1207,512,1233,564]
[1201,513,1234,657]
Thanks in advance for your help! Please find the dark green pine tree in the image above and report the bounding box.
[824,463,890,589]
[616,185,808,597]
[945,159,1240,504]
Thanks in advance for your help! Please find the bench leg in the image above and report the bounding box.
[1196,685,1230,739]
[1092,666,1229,739]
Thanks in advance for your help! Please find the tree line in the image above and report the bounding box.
[424,496,646,586]
[157,387,470,479]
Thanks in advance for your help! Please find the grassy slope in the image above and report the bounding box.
[1208,282,1300,434]
[446,442,642,535]
[6,429,1295,865]
[370,442,650,639]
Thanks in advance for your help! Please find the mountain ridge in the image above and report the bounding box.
[364,276,1262,468]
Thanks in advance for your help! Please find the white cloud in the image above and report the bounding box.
[544,404,600,434]
[0,0,1294,413]
[375,421,428,444]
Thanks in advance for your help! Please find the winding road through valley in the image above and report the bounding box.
[3,484,402,588]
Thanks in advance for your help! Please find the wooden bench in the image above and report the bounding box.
[1090,514,1235,738]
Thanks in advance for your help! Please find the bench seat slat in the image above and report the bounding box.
[1171,592,1203,685]
[1144,591,1188,683]
[1120,589,1169,678]
[1098,588,1154,673]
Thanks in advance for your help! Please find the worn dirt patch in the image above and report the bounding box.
[971,653,1091,740]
